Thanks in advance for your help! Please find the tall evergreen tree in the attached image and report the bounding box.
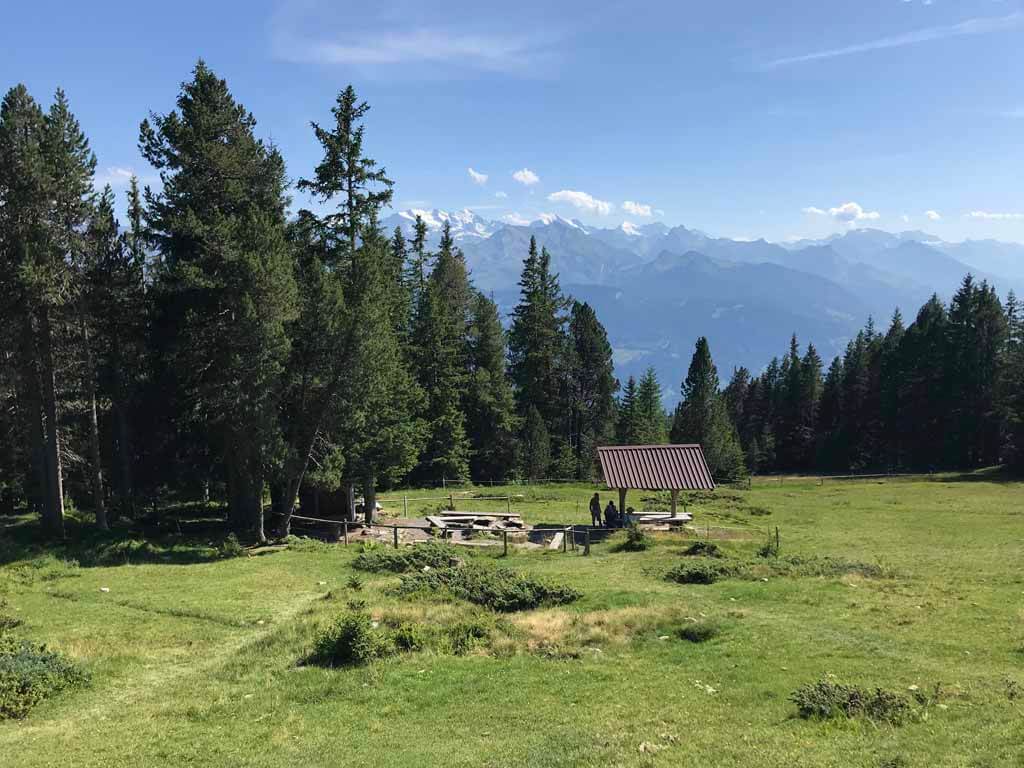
[140,61,297,540]
[465,292,519,480]
[634,367,668,445]
[565,301,617,478]
[616,376,639,445]
[670,337,745,480]
[521,405,551,482]
[412,222,472,483]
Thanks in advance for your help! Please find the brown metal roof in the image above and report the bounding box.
[597,445,716,491]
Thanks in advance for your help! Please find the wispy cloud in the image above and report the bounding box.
[925,210,942,221]
[270,2,560,73]
[95,166,137,188]
[547,189,613,216]
[968,210,1024,221]
[467,167,488,185]
[761,11,1024,69]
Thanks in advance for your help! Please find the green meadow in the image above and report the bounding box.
[2,475,1022,767]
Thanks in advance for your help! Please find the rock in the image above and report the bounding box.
[317,581,326,586]
[658,635,671,641]
[100,587,110,593]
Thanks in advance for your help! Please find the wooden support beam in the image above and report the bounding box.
[618,487,627,515]
[670,489,679,517]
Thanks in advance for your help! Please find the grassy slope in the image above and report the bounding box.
[1,477,1022,767]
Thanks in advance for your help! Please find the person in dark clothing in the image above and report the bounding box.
[604,500,618,529]
[589,493,602,527]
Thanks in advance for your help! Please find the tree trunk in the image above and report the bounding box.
[363,470,376,527]
[37,310,65,539]
[110,334,134,522]
[82,324,107,530]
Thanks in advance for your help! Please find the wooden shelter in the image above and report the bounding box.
[597,444,715,518]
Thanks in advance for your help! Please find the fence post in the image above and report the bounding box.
[442,477,446,489]
[503,530,508,557]
[343,521,349,546]
[584,528,591,556]
[563,526,568,553]
[403,496,409,517]
[449,492,455,511]
[393,525,399,549]
[506,496,511,515]
[775,526,780,552]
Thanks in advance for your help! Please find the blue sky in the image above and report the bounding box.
[2,0,1023,242]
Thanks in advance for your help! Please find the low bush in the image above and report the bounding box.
[216,533,245,559]
[772,555,886,579]
[353,541,461,574]
[284,535,333,553]
[0,598,21,633]
[677,619,722,643]
[665,559,737,585]
[748,506,772,516]
[0,635,90,719]
[395,563,580,612]
[790,678,911,725]
[611,524,652,553]
[681,541,723,558]
[307,612,392,668]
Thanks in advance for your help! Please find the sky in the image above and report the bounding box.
[2,0,1023,243]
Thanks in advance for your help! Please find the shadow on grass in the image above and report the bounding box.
[0,504,237,569]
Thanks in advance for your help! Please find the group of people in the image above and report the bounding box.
[589,493,627,528]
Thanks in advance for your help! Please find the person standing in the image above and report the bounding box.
[589,493,602,527]
[604,500,618,529]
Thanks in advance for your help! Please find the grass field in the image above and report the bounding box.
[2,475,1023,767]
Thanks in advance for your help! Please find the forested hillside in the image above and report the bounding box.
[2,64,1023,542]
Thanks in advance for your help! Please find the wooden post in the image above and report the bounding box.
[618,487,627,516]
[584,528,591,556]
[449,492,454,511]
[670,489,679,518]
[503,530,508,557]
[506,496,511,515]
[403,496,409,517]
[393,525,399,549]
[563,527,568,552]
[343,521,349,546]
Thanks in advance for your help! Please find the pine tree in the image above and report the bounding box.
[616,376,639,444]
[817,356,844,470]
[509,238,568,427]
[296,85,393,270]
[899,295,949,470]
[1000,291,1024,469]
[634,367,668,444]
[465,292,519,480]
[565,301,617,478]
[879,309,905,469]
[521,405,551,481]
[412,222,472,484]
[670,337,745,480]
[140,61,297,541]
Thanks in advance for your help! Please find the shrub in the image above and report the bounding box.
[445,618,494,655]
[0,599,21,633]
[307,612,392,668]
[392,622,426,652]
[757,529,780,559]
[217,533,245,559]
[346,575,364,592]
[395,563,580,612]
[790,679,911,725]
[611,524,652,553]
[773,555,885,579]
[677,620,722,643]
[353,541,461,574]
[666,560,737,585]
[748,506,772,516]
[0,635,90,719]
[681,541,723,558]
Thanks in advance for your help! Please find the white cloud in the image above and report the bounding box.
[901,214,911,224]
[512,168,540,186]
[467,167,488,185]
[503,212,531,226]
[803,202,881,226]
[95,166,136,188]
[967,210,1024,221]
[761,11,1024,69]
[622,200,654,217]
[547,189,613,216]
[621,221,641,236]
[494,191,508,199]
[925,210,942,221]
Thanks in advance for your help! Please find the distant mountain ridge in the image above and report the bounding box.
[380,209,1024,403]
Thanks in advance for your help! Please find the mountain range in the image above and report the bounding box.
[382,209,1024,404]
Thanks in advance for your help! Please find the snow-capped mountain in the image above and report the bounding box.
[381,208,500,242]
